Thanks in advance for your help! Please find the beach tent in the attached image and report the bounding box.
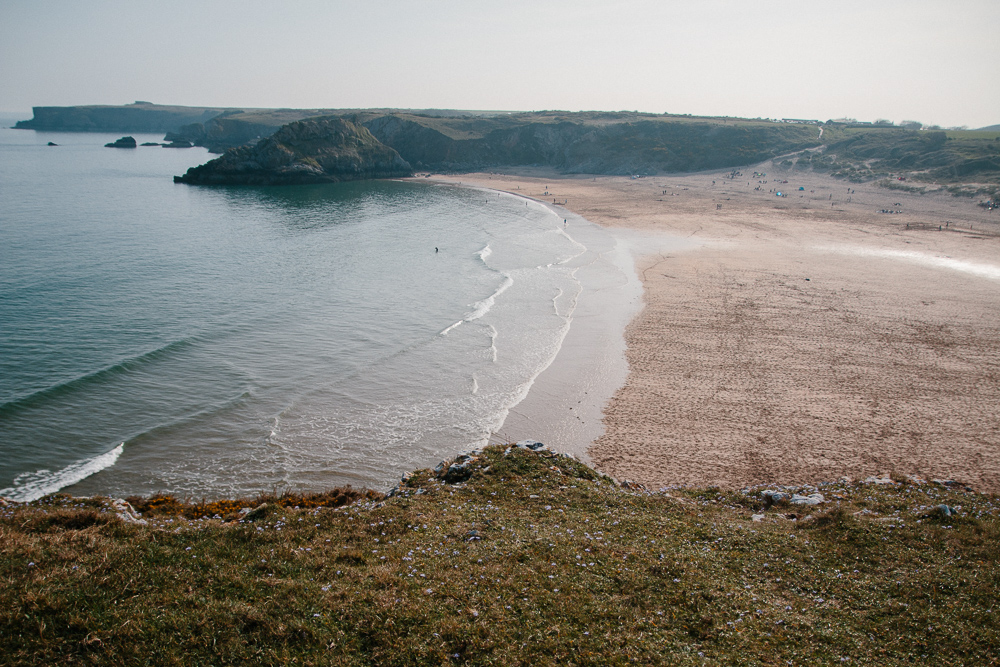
[798,186,805,191]
[776,191,783,197]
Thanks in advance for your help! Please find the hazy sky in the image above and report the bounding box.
[1,0,997,128]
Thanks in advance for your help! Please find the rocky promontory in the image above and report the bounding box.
[174,117,413,185]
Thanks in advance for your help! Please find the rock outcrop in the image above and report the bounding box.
[105,136,137,148]
[173,117,413,186]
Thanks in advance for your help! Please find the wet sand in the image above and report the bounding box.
[433,166,1000,492]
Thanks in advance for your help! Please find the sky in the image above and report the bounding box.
[1,0,997,128]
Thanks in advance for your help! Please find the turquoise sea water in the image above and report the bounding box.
[0,125,639,501]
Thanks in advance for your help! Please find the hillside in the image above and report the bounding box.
[357,111,821,175]
[779,125,1000,192]
[175,111,823,184]
[174,111,998,185]
[2,443,997,664]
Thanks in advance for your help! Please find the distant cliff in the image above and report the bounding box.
[174,117,413,185]
[14,103,228,133]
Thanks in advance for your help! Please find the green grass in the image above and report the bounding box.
[806,126,1000,186]
[3,445,998,665]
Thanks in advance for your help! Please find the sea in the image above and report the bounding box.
[0,119,645,502]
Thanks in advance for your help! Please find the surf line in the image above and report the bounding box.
[0,442,125,503]
[440,274,515,336]
[435,183,586,338]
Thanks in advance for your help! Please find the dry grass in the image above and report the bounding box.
[2,445,998,665]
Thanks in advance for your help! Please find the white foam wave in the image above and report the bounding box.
[476,244,492,261]
[554,227,588,265]
[267,414,281,442]
[440,275,514,336]
[487,324,498,363]
[466,275,514,321]
[0,443,124,502]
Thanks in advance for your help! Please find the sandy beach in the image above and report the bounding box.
[433,166,1000,493]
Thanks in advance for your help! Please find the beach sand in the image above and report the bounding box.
[432,166,1000,493]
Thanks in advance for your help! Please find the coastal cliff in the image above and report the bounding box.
[173,117,413,185]
[175,111,824,185]
[17,105,999,185]
[14,102,227,133]
[362,112,821,175]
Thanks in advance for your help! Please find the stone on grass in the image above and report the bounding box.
[864,474,895,485]
[111,498,147,525]
[933,504,957,518]
[789,493,825,506]
[516,440,547,451]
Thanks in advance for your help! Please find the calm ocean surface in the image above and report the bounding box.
[0,123,640,501]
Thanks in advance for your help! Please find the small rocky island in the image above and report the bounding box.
[174,117,412,185]
[105,136,137,148]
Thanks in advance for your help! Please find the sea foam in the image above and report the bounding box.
[441,274,514,335]
[0,443,124,502]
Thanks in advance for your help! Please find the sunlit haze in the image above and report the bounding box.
[1,0,998,128]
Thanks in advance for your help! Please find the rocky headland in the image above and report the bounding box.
[16,102,227,134]
[173,117,413,186]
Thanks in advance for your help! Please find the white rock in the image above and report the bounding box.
[751,514,765,522]
[516,440,547,451]
[789,493,825,506]
[110,498,147,525]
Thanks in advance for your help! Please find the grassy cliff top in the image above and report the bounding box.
[351,110,808,141]
[3,444,998,665]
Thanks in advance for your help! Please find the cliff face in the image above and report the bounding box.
[15,103,226,133]
[174,117,413,185]
[361,114,820,175]
[166,117,285,152]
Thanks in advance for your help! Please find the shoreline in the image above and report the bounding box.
[430,167,1000,494]
[5,163,998,502]
[421,178,653,461]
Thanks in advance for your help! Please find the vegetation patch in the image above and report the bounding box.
[876,178,928,194]
[807,126,1000,185]
[2,445,998,665]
